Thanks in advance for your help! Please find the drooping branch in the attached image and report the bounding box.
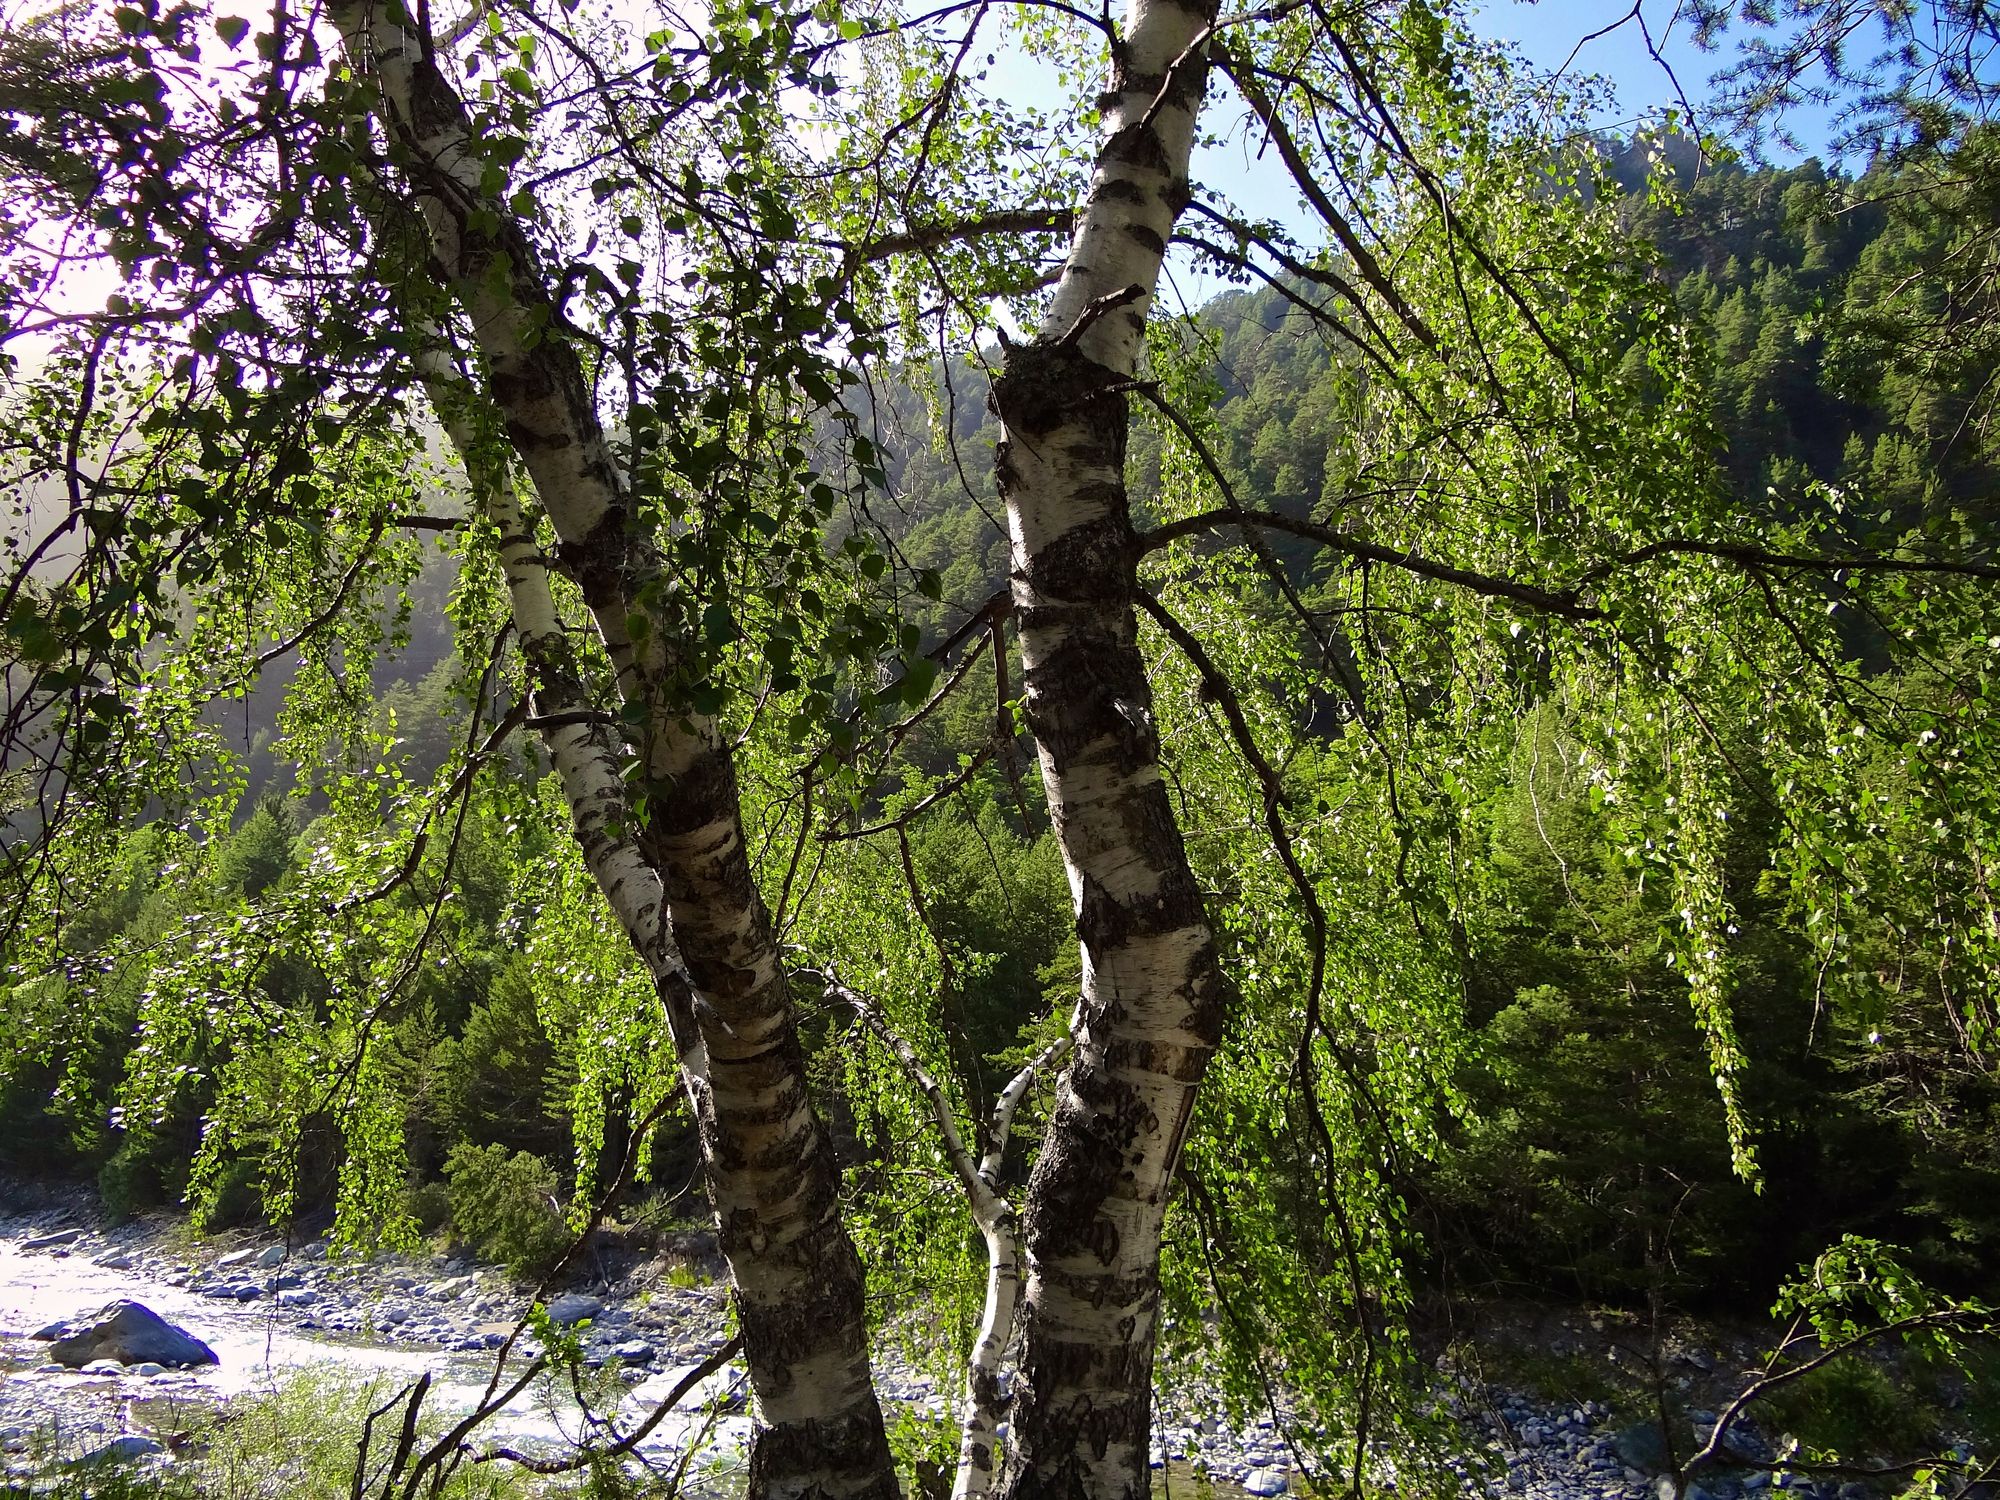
[1581,537,2000,587]
[474,1335,746,1477]
[1211,44,1438,353]
[1139,503,1601,621]
[1681,1308,2000,1488]
[847,207,1076,266]
[1145,499,2000,627]
[1180,198,1404,361]
[826,741,998,843]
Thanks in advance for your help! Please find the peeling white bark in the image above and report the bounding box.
[415,356,703,1061]
[1042,0,1215,373]
[330,8,900,1492]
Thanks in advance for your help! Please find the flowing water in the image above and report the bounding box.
[0,1235,753,1472]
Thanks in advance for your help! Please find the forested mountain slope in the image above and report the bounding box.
[5,137,1996,1330]
[846,136,2000,1311]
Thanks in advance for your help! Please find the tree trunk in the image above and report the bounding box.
[987,0,1226,1496]
[334,11,899,1496]
[844,991,1071,1500]
[639,737,896,1500]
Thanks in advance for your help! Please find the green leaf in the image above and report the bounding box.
[702,602,742,647]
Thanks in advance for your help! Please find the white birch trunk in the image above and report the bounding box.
[987,0,1227,1496]
[331,11,899,1494]
[846,987,1070,1500]
[416,362,698,1056]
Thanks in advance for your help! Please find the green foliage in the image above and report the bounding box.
[443,1141,573,1280]
[1759,1358,1935,1463]
[883,1404,958,1500]
[406,1177,454,1236]
[1688,1240,2000,1488]
[430,960,574,1163]
[4,0,2000,1487]
[212,801,296,899]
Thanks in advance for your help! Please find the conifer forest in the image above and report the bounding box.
[2,1,2000,1498]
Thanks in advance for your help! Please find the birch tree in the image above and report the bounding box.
[946,3,2000,1494]
[0,0,928,1490]
[8,5,2000,1500]
[323,6,904,1487]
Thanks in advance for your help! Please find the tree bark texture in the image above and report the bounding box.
[334,11,898,1496]
[988,0,1227,1496]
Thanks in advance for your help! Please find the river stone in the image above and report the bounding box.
[130,1362,167,1377]
[546,1293,602,1326]
[1244,1469,1288,1496]
[95,1251,135,1271]
[81,1359,125,1375]
[276,1287,316,1307]
[611,1340,655,1363]
[50,1301,219,1369]
[23,1228,83,1251]
[216,1248,258,1269]
[79,1434,166,1464]
[1614,1424,1672,1473]
[256,1245,286,1267]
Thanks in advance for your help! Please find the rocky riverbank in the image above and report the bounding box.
[0,1192,1909,1500]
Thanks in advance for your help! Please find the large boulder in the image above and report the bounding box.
[546,1293,602,1326]
[45,1302,217,1369]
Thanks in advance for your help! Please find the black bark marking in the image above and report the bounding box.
[1124,224,1165,256]
[1101,123,1170,173]
[990,341,1127,441]
[1089,177,1148,206]
[1021,514,1131,601]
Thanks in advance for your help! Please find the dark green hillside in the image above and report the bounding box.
[8,129,1998,1319]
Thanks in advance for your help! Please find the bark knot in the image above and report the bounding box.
[990,342,1127,442]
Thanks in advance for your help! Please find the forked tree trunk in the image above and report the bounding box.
[843,984,1072,1500]
[335,10,899,1497]
[417,363,698,1062]
[987,0,1227,1496]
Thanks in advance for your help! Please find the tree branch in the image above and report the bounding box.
[848,207,1075,265]
[1140,503,1600,620]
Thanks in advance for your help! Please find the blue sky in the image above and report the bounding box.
[1145,1,1850,310]
[1155,3,1784,309]
[1469,0,1840,157]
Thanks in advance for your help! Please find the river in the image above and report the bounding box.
[0,1228,753,1478]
